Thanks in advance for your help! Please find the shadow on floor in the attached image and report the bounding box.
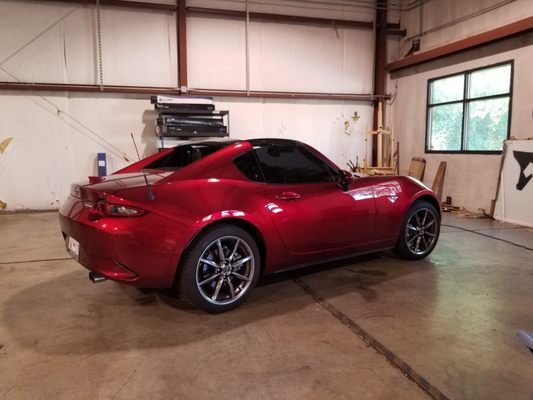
[2,252,437,356]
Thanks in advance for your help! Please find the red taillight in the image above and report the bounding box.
[106,203,146,217]
[89,200,146,221]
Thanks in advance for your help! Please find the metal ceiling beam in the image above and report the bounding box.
[0,82,392,102]
[388,16,533,72]
[188,88,389,102]
[0,82,179,95]
[36,0,176,12]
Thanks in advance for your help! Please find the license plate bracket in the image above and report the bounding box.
[67,236,80,260]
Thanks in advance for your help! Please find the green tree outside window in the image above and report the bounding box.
[426,62,512,153]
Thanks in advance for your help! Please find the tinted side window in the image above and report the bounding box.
[233,151,265,182]
[255,145,335,184]
[145,144,223,170]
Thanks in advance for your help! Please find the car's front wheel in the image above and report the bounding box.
[179,224,260,313]
[395,200,440,260]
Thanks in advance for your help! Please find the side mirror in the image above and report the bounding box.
[338,169,354,191]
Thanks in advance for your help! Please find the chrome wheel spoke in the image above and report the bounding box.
[199,273,222,286]
[425,232,436,237]
[231,272,250,282]
[408,235,418,245]
[199,258,219,269]
[229,239,240,262]
[414,236,421,252]
[424,219,435,229]
[227,278,236,299]
[212,277,224,301]
[421,210,428,225]
[232,255,253,268]
[407,224,418,232]
[216,239,226,263]
[421,236,428,250]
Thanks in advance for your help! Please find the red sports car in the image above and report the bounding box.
[60,138,440,313]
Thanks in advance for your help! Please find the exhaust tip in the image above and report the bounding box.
[89,271,107,283]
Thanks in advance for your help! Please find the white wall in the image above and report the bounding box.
[188,16,374,93]
[391,0,533,212]
[398,0,532,54]
[0,1,177,86]
[0,0,384,211]
[216,98,373,169]
[0,92,157,210]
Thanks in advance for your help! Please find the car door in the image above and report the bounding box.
[255,143,376,253]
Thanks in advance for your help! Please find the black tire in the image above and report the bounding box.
[394,200,440,260]
[178,224,261,313]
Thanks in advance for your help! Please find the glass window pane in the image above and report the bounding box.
[145,143,229,170]
[465,97,509,151]
[255,145,334,184]
[233,151,264,182]
[430,75,464,104]
[428,104,463,151]
[468,64,511,99]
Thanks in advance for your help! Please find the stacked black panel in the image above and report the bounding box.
[151,95,229,140]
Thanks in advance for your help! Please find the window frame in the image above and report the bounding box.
[425,60,514,155]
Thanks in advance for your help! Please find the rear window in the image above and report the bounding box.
[144,143,229,170]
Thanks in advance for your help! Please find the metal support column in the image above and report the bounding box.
[177,0,188,94]
[372,0,388,164]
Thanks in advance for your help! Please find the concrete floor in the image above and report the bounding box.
[1,212,532,399]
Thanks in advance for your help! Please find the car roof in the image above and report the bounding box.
[174,137,303,147]
[174,137,241,147]
[248,138,303,146]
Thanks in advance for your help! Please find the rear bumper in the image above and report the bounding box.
[59,198,183,288]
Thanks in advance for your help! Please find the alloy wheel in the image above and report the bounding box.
[405,207,438,256]
[195,236,255,305]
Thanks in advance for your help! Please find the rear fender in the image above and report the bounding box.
[174,209,286,277]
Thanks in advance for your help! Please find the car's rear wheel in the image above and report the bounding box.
[179,224,260,313]
[395,200,440,260]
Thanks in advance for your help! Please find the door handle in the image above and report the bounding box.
[275,191,301,201]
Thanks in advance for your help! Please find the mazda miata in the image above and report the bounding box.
[60,138,440,313]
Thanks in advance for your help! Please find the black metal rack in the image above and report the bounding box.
[151,95,230,149]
